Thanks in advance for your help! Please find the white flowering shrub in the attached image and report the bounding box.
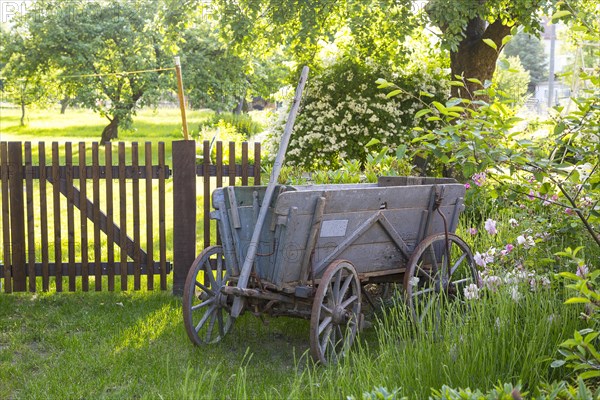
[267,59,449,169]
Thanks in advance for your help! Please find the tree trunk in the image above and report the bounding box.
[234,96,244,114]
[450,19,512,98]
[20,99,26,126]
[101,116,119,143]
[60,96,70,114]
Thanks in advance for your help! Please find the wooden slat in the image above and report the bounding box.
[0,261,171,277]
[79,142,89,291]
[228,141,236,186]
[93,143,102,291]
[158,142,167,290]
[105,143,114,291]
[66,143,76,291]
[132,143,141,290]
[1,143,11,293]
[119,142,128,291]
[52,142,62,292]
[241,141,249,186]
[203,140,211,249]
[145,142,154,290]
[2,164,171,180]
[25,142,36,292]
[254,142,261,185]
[216,142,223,188]
[8,142,26,291]
[39,142,49,291]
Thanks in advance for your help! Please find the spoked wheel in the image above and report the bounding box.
[403,233,478,324]
[310,260,362,364]
[183,246,234,345]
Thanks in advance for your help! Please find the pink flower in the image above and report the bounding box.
[484,218,497,235]
[528,190,536,201]
[505,244,514,253]
[465,183,471,189]
[565,208,575,215]
[472,172,487,187]
[576,264,588,278]
[543,195,551,206]
[468,227,478,235]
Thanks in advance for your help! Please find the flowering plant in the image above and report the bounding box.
[265,58,448,169]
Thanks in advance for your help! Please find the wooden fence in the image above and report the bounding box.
[0,140,261,294]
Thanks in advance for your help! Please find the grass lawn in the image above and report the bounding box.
[0,288,319,399]
[0,106,592,399]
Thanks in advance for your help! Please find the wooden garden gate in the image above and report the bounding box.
[0,139,260,295]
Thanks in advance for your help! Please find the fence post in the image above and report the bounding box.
[8,142,26,291]
[172,140,196,296]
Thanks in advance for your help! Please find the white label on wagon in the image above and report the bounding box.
[320,220,348,237]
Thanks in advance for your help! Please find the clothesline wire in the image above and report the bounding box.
[61,67,176,78]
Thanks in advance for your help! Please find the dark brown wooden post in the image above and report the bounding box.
[172,140,196,295]
[203,140,210,249]
[8,142,26,291]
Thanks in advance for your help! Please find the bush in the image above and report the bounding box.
[266,58,449,169]
[200,112,264,138]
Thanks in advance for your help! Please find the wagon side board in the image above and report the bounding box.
[272,184,466,286]
[212,183,466,289]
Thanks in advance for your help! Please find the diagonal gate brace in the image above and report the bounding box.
[47,176,148,265]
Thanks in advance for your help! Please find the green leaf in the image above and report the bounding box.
[482,38,497,50]
[365,138,381,147]
[584,332,599,344]
[539,182,552,195]
[432,101,447,114]
[462,162,476,177]
[386,89,402,98]
[466,78,482,85]
[579,370,600,380]
[415,109,431,118]
[419,91,434,98]
[551,10,571,21]
[564,297,591,304]
[550,360,566,368]
[501,35,513,46]
[396,145,407,160]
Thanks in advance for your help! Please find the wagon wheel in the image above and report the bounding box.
[183,245,234,345]
[310,260,362,364]
[403,233,478,324]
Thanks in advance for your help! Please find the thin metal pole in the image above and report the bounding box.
[174,56,189,140]
[230,66,309,318]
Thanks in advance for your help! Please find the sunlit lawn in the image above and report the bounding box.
[0,105,590,399]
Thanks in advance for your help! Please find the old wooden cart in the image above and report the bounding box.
[182,176,480,363]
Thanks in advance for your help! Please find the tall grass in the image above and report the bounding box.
[263,285,582,399]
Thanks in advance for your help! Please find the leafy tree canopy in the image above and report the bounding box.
[180,20,290,113]
[211,0,574,98]
[4,0,196,141]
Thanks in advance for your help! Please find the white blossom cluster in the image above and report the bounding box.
[265,61,449,168]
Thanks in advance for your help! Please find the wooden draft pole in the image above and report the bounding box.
[230,66,309,318]
[174,56,189,140]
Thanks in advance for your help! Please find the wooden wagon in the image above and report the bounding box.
[182,176,479,363]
